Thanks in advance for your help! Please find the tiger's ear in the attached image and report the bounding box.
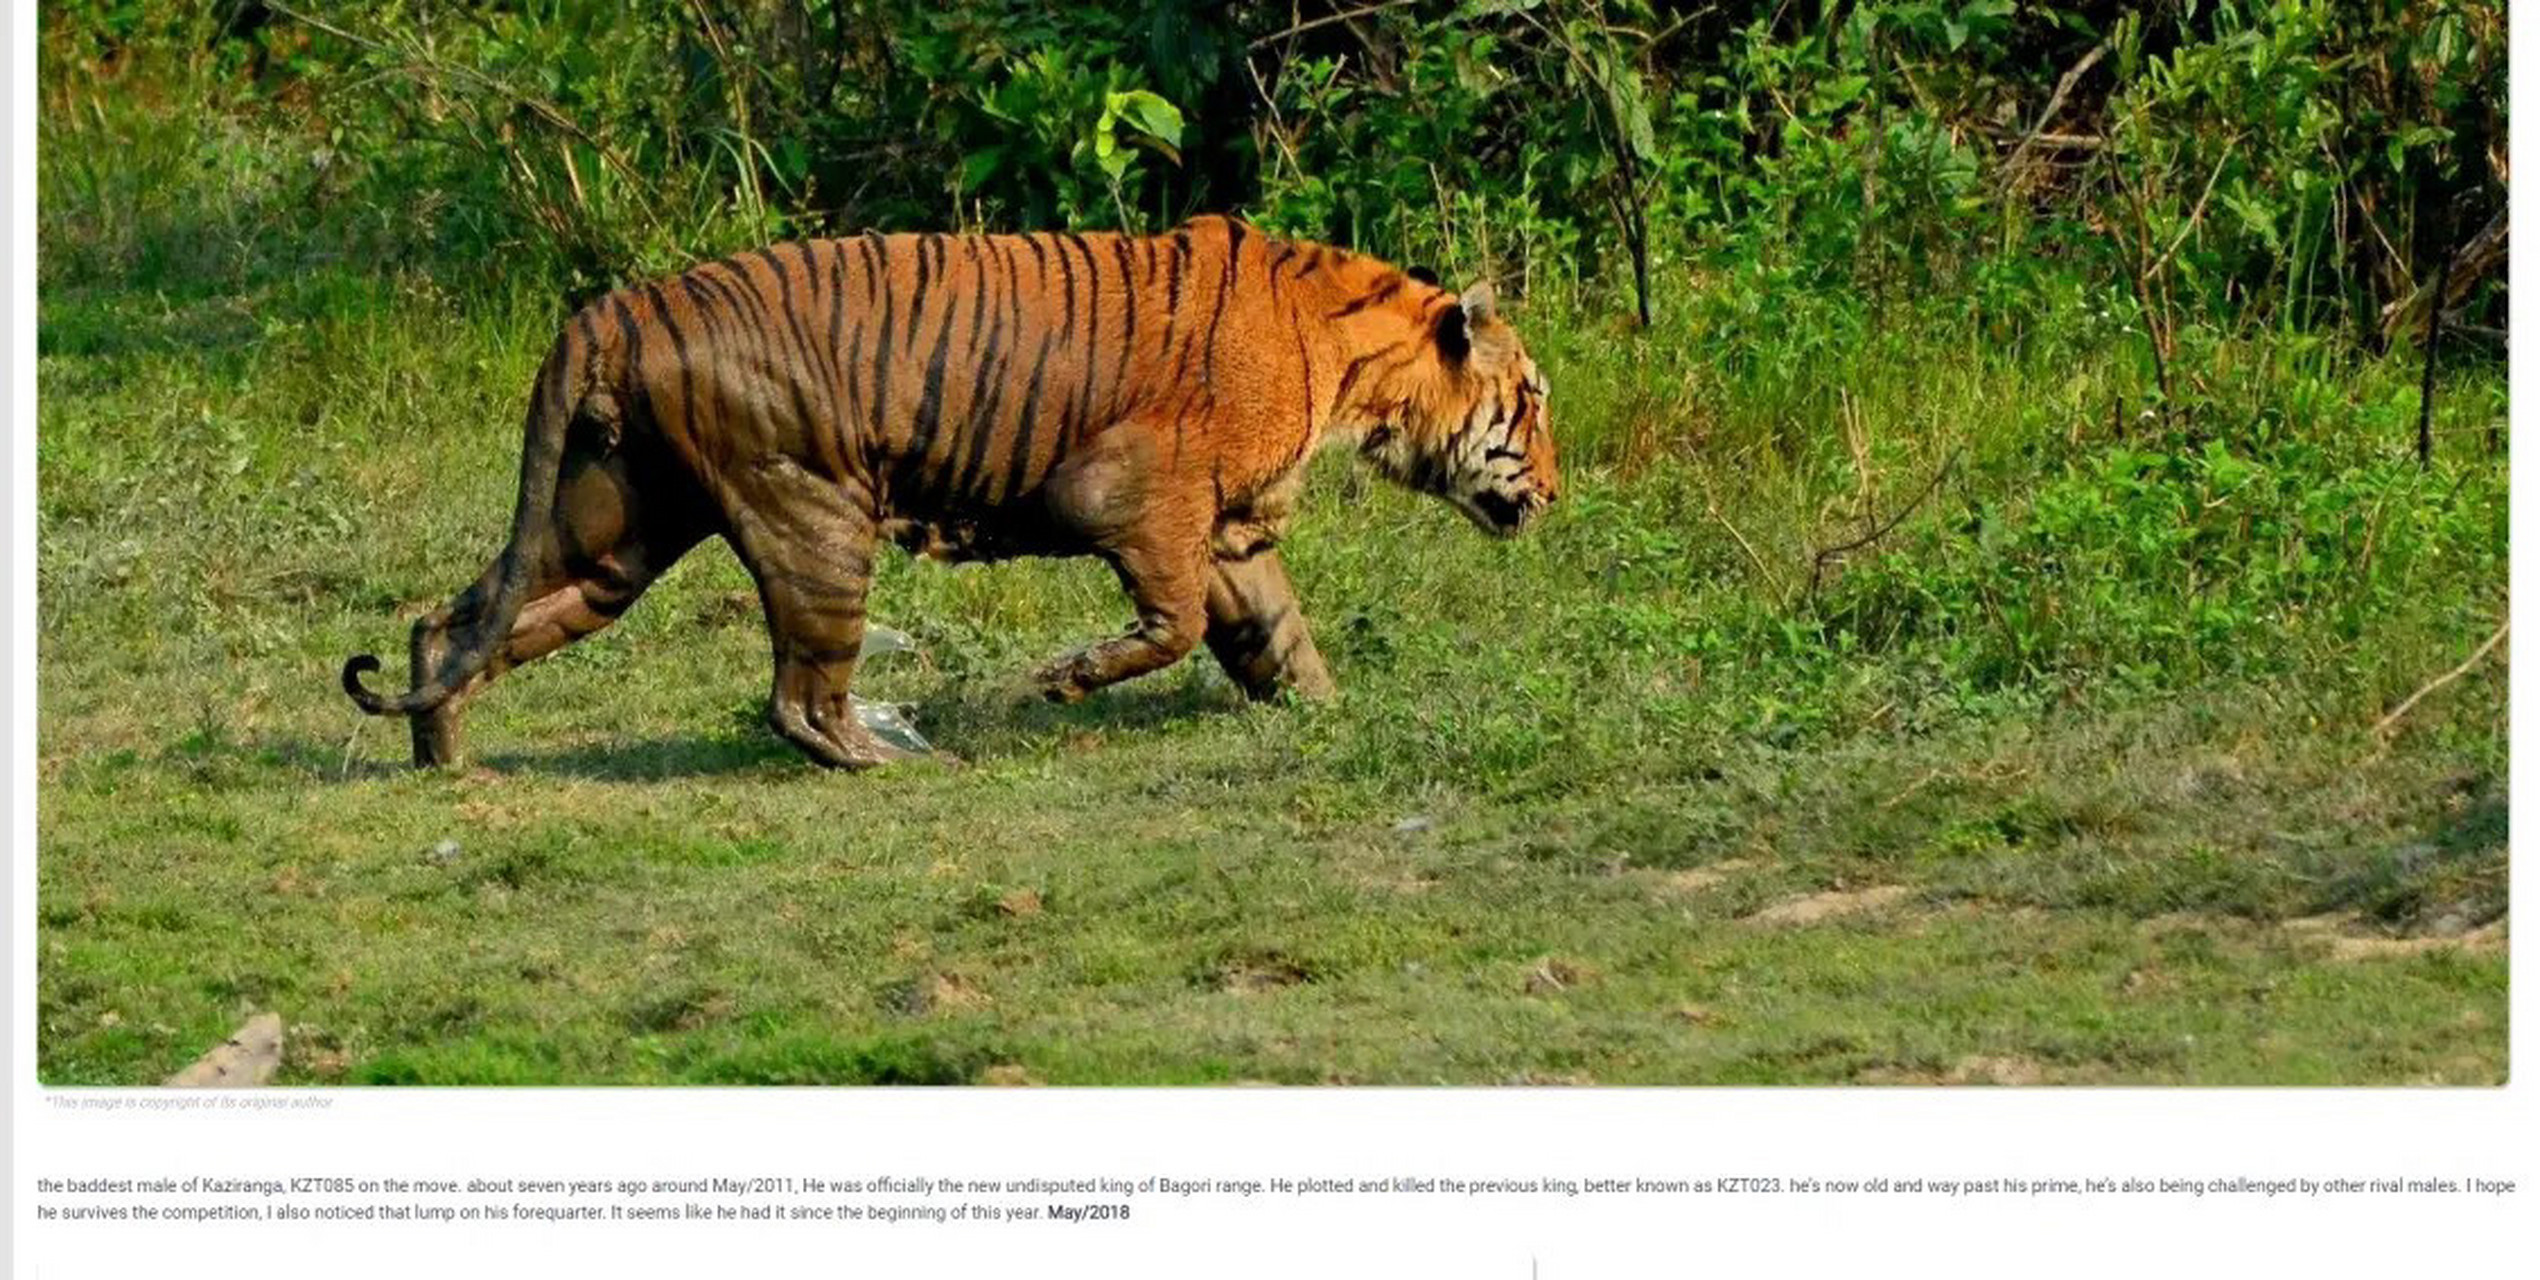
[1436,280,1497,362]
[1405,265,1439,287]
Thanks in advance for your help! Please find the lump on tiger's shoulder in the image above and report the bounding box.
[850,624,933,755]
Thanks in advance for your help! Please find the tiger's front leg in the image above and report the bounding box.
[1032,534,1210,703]
[1202,549,1336,702]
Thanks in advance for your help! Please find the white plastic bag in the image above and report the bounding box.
[849,625,932,754]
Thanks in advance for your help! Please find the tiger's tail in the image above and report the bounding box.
[341,329,586,718]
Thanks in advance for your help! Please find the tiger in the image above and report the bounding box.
[341,215,1560,770]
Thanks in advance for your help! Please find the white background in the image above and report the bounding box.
[12,1090,2535,1275]
[8,6,2534,1276]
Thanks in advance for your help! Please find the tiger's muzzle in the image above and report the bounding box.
[1462,486,1554,538]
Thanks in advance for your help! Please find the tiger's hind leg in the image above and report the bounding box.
[406,453,707,767]
[1201,549,1337,702]
[722,466,911,770]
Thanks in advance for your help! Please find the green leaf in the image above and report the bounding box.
[1811,72,1870,114]
[959,147,1004,191]
[1586,46,1657,161]
[1105,89,1183,148]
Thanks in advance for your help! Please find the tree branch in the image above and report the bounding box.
[1808,449,1963,601]
[266,0,668,240]
[2374,618,2508,736]
[1998,39,2109,187]
[1247,0,1423,49]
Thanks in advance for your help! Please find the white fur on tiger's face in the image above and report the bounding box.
[1440,354,1557,538]
[1353,281,1560,538]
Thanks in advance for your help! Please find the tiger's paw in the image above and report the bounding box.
[769,701,921,772]
[1030,653,1096,704]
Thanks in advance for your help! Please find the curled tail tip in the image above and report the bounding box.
[341,654,392,714]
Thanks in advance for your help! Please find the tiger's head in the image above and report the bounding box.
[1354,277,1561,538]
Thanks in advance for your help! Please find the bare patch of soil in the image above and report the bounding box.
[166,1013,284,1087]
[1524,956,1597,995]
[1747,884,1913,926]
[2282,912,2506,961]
[1947,1054,2046,1085]
[1646,859,1757,896]
[1217,956,1312,993]
[929,972,992,1010]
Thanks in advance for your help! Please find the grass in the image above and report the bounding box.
[34,40,2508,1086]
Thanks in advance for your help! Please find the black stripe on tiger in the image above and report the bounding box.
[949,239,1017,504]
[903,239,974,495]
[906,233,942,359]
[751,248,848,478]
[1063,231,1104,449]
[1001,285,1063,504]
[1327,274,1405,320]
[865,237,899,447]
[1200,219,1244,388]
[1052,232,1079,348]
[1162,230,1188,356]
[951,239,1026,504]
[636,282,697,452]
[1108,237,1141,413]
[606,293,651,435]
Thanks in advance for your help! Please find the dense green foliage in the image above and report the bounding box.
[36,4,2505,1083]
[49,3,2506,328]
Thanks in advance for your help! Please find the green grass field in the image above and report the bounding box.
[36,55,2507,1086]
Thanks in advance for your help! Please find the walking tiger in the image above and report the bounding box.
[341,215,1559,769]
